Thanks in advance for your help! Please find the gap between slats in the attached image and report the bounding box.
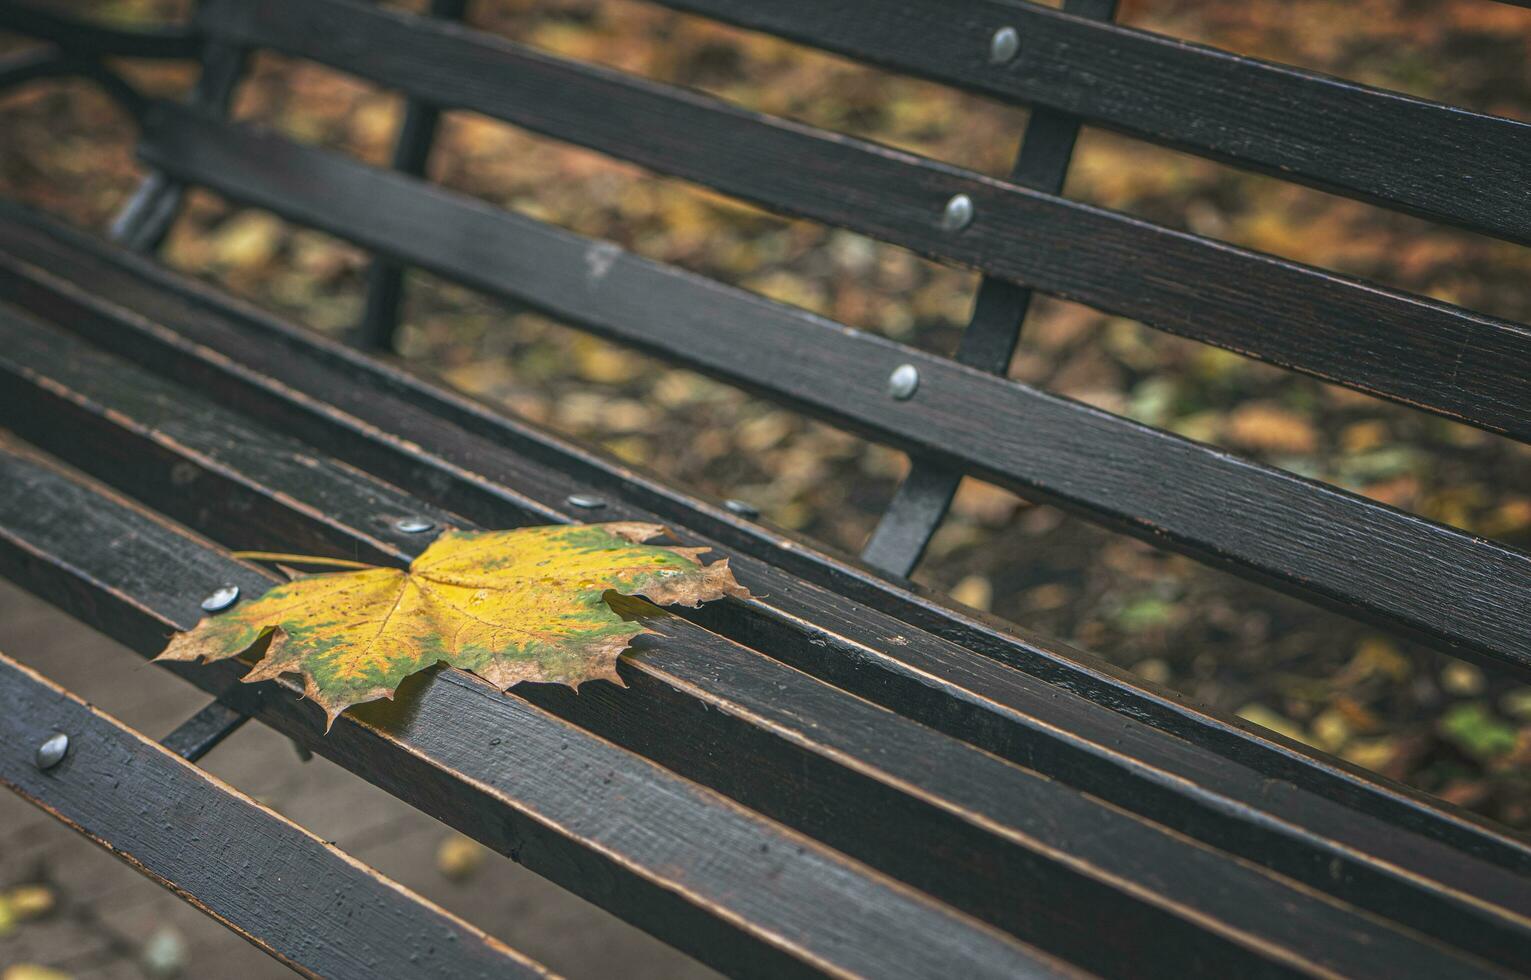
[195,0,1531,444]
[125,107,1531,677]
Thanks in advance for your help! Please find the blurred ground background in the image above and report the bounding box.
[3,0,1531,976]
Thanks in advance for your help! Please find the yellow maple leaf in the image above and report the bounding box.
[159,523,748,728]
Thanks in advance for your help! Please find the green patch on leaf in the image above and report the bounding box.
[159,523,748,728]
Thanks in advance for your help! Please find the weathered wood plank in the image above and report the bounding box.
[3,204,1528,947]
[3,254,1531,972]
[643,0,1531,245]
[0,653,553,979]
[5,2,1526,971]
[110,13,248,252]
[5,307,1519,976]
[862,0,1118,577]
[0,2,198,58]
[354,0,467,351]
[112,111,1531,676]
[0,438,1071,980]
[194,0,1531,442]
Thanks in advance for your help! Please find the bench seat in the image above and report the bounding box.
[1,203,1528,978]
[3,0,1531,975]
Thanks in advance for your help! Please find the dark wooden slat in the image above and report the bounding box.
[111,40,247,252]
[122,110,1531,678]
[355,0,467,351]
[6,0,1529,890]
[159,700,249,762]
[0,654,553,980]
[642,0,1531,246]
[5,207,1531,926]
[7,205,1531,907]
[193,0,1531,443]
[0,440,1071,980]
[14,153,1503,885]
[0,0,250,257]
[0,2,199,59]
[863,0,1117,577]
[0,47,147,120]
[5,308,1515,977]
[0,0,226,256]
[2,232,1529,972]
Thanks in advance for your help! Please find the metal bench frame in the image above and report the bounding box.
[1,0,1529,976]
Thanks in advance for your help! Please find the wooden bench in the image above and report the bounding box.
[2,1,1529,976]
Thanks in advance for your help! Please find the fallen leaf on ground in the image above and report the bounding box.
[160,523,749,728]
[1226,402,1319,455]
[0,885,53,939]
[436,833,489,882]
[3,886,53,920]
[3,966,72,980]
[1440,703,1518,761]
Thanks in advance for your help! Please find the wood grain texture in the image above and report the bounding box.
[119,112,1531,677]
[5,0,1529,886]
[861,0,1117,577]
[0,654,552,980]
[6,2,1530,969]
[110,27,247,252]
[4,202,1529,932]
[643,0,1531,245]
[21,34,1511,867]
[194,0,1531,442]
[0,443,1072,980]
[3,308,1518,977]
[355,0,467,351]
[3,224,1530,974]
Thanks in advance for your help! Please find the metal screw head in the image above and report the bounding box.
[940,193,974,232]
[200,585,240,613]
[566,493,606,510]
[35,732,68,771]
[723,498,759,519]
[887,364,921,400]
[394,516,436,534]
[989,26,1020,64]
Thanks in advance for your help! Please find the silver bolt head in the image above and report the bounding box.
[200,584,240,613]
[990,26,1020,64]
[723,498,759,518]
[394,516,437,534]
[888,364,921,400]
[36,732,68,771]
[566,493,606,510]
[940,193,974,232]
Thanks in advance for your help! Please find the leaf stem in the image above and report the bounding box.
[230,551,378,571]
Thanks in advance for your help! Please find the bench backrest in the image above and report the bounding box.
[33,0,1531,678]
